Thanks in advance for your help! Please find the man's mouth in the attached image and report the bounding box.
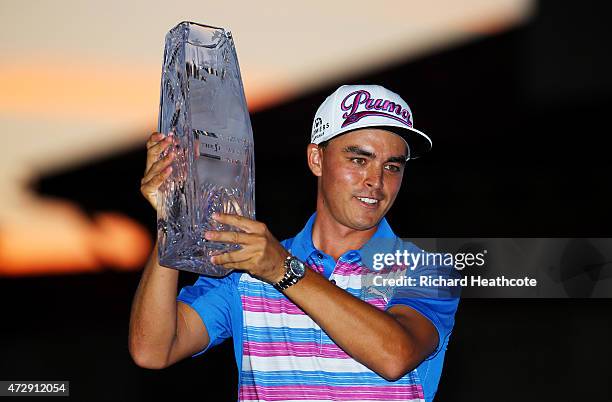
[355,196,380,206]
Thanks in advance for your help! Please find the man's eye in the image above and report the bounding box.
[351,158,366,165]
[385,164,401,172]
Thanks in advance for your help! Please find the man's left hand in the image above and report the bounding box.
[204,213,289,284]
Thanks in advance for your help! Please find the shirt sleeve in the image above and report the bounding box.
[176,272,240,357]
[385,261,461,360]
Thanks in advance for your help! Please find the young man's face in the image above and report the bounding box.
[314,128,408,231]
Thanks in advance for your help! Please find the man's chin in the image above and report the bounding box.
[347,214,384,231]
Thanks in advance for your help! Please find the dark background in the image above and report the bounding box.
[2,1,612,400]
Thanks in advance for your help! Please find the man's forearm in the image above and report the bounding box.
[283,268,419,380]
[128,242,179,368]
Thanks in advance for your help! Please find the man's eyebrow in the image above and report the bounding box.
[343,145,407,165]
[342,145,375,158]
[386,155,407,165]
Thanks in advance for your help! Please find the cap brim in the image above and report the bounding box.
[379,125,432,160]
[334,124,432,160]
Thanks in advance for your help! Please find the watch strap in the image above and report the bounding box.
[273,255,305,291]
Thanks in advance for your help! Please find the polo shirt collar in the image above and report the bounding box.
[290,212,399,263]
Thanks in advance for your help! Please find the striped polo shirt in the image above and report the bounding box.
[177,213,459,402]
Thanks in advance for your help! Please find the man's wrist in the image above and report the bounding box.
[272,255,307,291]
[272,255,288,284]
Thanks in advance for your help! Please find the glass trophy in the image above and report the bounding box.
[156,21,255,276]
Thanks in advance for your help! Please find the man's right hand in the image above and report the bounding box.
[140,131,176,211]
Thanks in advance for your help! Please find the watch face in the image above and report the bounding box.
[289,258,306,277]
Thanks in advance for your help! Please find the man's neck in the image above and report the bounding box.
[311,209,378,262]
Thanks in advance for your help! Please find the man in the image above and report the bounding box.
[130,84,459,402]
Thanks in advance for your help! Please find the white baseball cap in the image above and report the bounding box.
[311,84,432,160]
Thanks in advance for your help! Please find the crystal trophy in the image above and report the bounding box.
[156,21,255,276]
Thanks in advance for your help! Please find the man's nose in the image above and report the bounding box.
[364,166,384,189]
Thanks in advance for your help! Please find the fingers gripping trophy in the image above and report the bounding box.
[141,21,255,277]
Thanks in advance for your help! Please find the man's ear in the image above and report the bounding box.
[307,143,323,177]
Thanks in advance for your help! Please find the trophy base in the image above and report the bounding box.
[158,230,238,277]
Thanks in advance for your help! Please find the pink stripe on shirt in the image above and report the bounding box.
[242,295,306,315]
[239,384,425,401]
[242,295,387,314]
[243,341,351,359]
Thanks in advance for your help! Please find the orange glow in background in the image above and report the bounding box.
[0,0,533,276]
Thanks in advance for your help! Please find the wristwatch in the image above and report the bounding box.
[273,255,306,291]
